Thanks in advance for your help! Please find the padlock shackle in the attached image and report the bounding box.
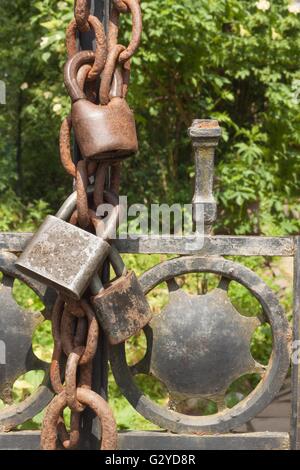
[109,245,127,277]
[90,274,104,296]
[64,50,96,103]
[54,188,126,297]
[64,49,124,104]
[56,191,77,220]
[90,245,127,297]
[89,188,126,295]
[109,67,124,101]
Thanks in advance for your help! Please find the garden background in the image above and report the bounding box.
[0,0,299,430]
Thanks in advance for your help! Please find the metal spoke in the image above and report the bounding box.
[218,276,231,292]
[253,361,268,376]
[214,395,227,412]
[26,347,50,373]
[257,310,268,324]
[1,275,14,288]
[166,278,180,293]
[130,354,151,376]
[129,325,153,377]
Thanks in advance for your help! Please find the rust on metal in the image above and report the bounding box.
[78,362,92,389]
[50,297,64,394]
[108,6,120,51]
[59,116,76,178]
[65,298,86,318]
[41,392,68,450]
[122,59,131,97]
[50,343,64,395]
[118,0,142,63]
[94,162,108,208]
[85,15,107,81]
[91,190,121,242]
[66,16,107,80]
[65,351,86,412]
[41,389,117,450]
[61,307,78,357]
[79,299,99,365]
[57,411,81,450]
[112,0,129,13]
[60,301,99,366]
[75,0,90,32]
[76,388,118,450]
[99,44,125,105]
[76,160,90,229]
[92,270,152,345]
[64,49,138,161]
[110,162,122,195]
[71,88,138,160]
[64,51,96,103]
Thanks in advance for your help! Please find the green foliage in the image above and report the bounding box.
[0,190,50,231]
[13,279,44,311]
[1,0,299,235]
[0,0,298,431]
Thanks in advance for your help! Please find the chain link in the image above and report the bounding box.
[75,0,90,32]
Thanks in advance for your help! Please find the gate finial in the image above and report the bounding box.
[188,119,221,234]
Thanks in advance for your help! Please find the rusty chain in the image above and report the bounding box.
[75,0,90,33]
[42,0,142,451]
[60,0,142,231]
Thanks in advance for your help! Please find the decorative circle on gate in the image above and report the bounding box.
[0,252,54,431]
[110,256,291,433]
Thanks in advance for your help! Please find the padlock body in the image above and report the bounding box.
[72,97,138,161]
[15,215,110,300]
[92,271,152,345]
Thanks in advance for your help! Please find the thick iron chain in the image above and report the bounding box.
[42,0,142,450]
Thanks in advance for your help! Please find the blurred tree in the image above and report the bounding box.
[0,0,299,235]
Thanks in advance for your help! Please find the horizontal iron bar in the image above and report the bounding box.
[115,235,295,256]
[0,233,295,256]
[0,431,290,450]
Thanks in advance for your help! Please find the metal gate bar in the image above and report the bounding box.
[0,234,298,449]
[0,234,294,256]
[291,237,300,449]
[0,431,290,451]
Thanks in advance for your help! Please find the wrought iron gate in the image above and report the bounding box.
[0,0,298,451]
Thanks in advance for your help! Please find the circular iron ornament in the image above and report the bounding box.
[109,256,291,434]
[0,252,54,431]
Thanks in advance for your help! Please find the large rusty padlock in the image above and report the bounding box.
[91,245,152,345]
[64,50,138,161]
[15,191,111,300]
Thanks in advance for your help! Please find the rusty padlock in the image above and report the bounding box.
[64,50,138,161]
[15,190,111,300]
[91,246,152,345]
[88,196,152,345]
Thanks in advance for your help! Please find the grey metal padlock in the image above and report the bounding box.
[15,191,110,300]
[91,245,152,345]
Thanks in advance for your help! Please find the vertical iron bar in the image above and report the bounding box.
[76,0,111,450]
[290,236,300,449]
